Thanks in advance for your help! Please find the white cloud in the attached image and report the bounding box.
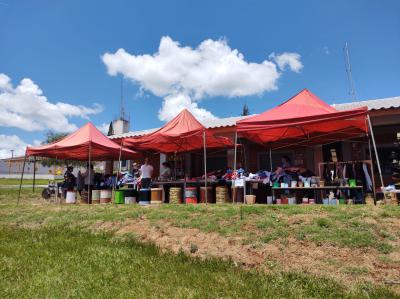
[269,52,303,73]
[0,74,104,132]
[0,134,28,159]
[96,122,110,134]
[102,36,303,121]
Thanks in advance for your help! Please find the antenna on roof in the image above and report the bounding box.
[120,76,126,120]
[343,42,357,100]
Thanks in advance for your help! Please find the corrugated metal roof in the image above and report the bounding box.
[332,96,400,111]
[110,128,159,139]
[110,96,400,139]
[110,115,254,139]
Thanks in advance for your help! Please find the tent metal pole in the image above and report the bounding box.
[367,115,384,188]
[269,146,273,171]
[233,131,237,172]
[88,143,92,204]
[17,152,27,205]
[32,156,36,192]
[203,129,208,204]
[367,133,377,203]
[233,132,238,204]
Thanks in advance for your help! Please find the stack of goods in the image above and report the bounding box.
[92,190,100,204]
[216,186,229,203]
[169,187,182,204]
[151,188,163,204]
[200,187,213,203]
[185,187,197,204]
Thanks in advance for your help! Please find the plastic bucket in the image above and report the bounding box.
[302,197,309,204]
[139,189,151,205]
[288,197,296,205]
[339,198,346,204]
[115,190,125,204]
[291,181,297,188]
[349,179,356,187]
[66,191,76,204]
[92,190,100,204]
[323,198,329,205]
[151,188,163,203]
[267,196,273,205]
[125,197,136,204]
[329,198,337,205]
[281,197,288,205]
[245,195,256,204]
[185,187,197,204]
[309,198,315,204]
[100,190,112,204]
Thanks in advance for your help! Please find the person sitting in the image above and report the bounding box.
[160,161,172,179]
[60,166,76,198]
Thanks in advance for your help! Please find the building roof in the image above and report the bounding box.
[110,96,400,139]
[110,114,254,139]
[332,96,400,111]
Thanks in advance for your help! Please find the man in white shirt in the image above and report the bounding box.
[140,157,153,188]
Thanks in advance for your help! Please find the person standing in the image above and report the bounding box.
[140,157,153,188]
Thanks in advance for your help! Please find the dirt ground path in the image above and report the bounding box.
[93,216,400,292]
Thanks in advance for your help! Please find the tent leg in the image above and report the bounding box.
[17,153,27,205]
[367,115,384,188]
[32,156,36,192]
[88,143,92,205]
[269,146,273,171]
[233,132,237,172]
[114,140,124,205]
[203,130,208,204]
[367,133,377,203]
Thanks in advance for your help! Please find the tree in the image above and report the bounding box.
[241,104,250,116]
[40,131,85,168]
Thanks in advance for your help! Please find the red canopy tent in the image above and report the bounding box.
[237,89,368,149]
[18,122,141,203]
[236,89,383,186]
[121,109,233,203]
[122,109,232,153]
[26,122,139,160]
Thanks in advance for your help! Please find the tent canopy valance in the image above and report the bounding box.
[236,89,368,149]
[26,122,140,161]
[123,109,233,153]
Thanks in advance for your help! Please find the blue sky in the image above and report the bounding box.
[0,0,399,157]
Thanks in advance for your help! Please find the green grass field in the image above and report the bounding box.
[0,178,59,186]
[1,188,399,298]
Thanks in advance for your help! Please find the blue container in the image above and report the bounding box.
[139,188,151,205]
[322,198,329,205]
